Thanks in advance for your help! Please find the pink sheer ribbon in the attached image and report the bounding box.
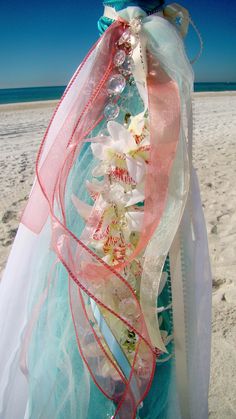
[20,19,180,419]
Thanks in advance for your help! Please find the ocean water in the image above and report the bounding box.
[0,86,66,105]
[194,82,236,92]
[0,83,235,105]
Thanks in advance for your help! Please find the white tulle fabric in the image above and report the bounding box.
[0,46,98,419]
[0,221,51,418]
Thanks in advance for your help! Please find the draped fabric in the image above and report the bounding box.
[0,3,212,419]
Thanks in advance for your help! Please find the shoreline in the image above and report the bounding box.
[193,90,236,98]
[0,90,236,111]
[0,99,59,111]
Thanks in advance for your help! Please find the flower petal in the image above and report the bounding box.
[139,136,150,147]
[85,135,110,143]
[107,121,136,152]
[92,162,109,177]
[126,156,146,183]
[128,112,145,136]
[109,183,128,204]
[90,142,107,160]
[86,179,106,194]
[125,188,145,207]
[125,211,144,232]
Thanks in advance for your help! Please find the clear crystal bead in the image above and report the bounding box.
[118,28,139,49]
[118,28,131,45]
[121,56,134,76]
[107,74,126,95]
[113,49,126,67]
[104,102,120,120]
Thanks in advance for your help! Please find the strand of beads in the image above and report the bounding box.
[104,18,142,121]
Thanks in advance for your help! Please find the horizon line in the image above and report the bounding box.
[1,81,236,90]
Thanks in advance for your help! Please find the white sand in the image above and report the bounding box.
[0,93,236,417]
[192,92,236,418]
[0,100,57,270]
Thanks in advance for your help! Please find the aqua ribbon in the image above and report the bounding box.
[90,298,140,400]
[98,0,165,35]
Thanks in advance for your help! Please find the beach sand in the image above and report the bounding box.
[0,93,236,417]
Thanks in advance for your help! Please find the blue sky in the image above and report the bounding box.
[0,0,235,88]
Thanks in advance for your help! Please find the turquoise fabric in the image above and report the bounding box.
[140,256,174,419]
[103,0,164,13]
[98,0,165,34]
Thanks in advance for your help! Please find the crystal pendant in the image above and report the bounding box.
[107,74,126,95]
[104,102,120,120]
[113,49,126,67]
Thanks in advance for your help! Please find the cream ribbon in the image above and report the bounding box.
[169,231,191,419]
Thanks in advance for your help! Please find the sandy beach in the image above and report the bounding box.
[0,92,236,417]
